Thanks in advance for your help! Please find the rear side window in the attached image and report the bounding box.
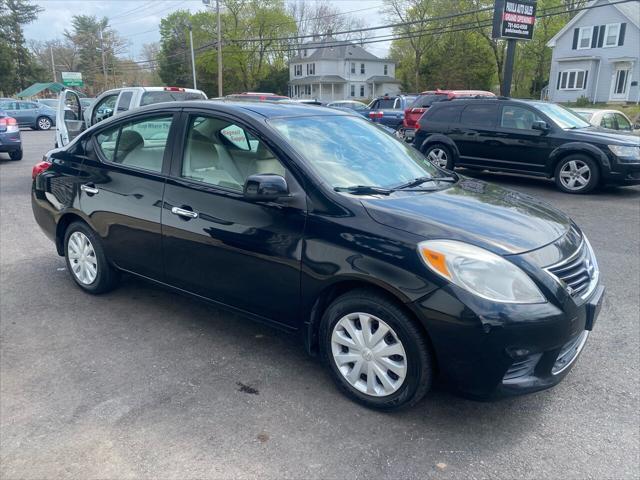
[374,98,395,109]
[140,91,205,106]
[461,104,498,127]
[426,105,463,124]
[410,95,447,108]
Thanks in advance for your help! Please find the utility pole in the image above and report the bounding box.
[188,24,197,90]
[50,46,56,82]
[99,28,108,90]
[216,0,222,96]
[502,39,516,97]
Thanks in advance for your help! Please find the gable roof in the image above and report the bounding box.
[546,0,639,47]
[289,36,390,62]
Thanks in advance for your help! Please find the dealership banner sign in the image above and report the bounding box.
[492,0,537,41]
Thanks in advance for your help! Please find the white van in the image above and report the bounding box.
[56,86,207,147]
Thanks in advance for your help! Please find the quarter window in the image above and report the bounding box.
[578,26,592,49]
[500,106,543,130]
[180,115,285,191]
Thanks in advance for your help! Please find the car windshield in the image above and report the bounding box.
[269,115,442,189]
[410,94,447,109]
[531,102,591,129]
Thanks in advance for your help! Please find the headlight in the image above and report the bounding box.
[608,144,640,160]
[417,240,546,304]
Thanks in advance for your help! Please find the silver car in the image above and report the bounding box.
[0,100,56,130]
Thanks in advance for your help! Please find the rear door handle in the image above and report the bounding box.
[171,206,199,219]
[80,184,99,195]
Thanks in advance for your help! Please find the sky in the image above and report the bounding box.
[26,0,391,60]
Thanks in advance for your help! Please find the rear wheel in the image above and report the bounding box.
[424,143,453,170]
[36,116,52,131]
[64,221,119,294]
[554,155,599,194]
[320,289,433,411]
[9,149,22,161]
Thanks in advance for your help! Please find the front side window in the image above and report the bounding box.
[95,115,173,173]
[500,106,543,130]
[578,26,592,49]
[601,113,616,129]
[461,104,499,126]
[530,102,590,129]
[614,113,632,131]
[604,23,620,47]
[270,115,441,190]
[181,115,285,191]
[117,91,133,112]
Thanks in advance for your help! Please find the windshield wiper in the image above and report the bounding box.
[334,185,394,195]
[393,175,457,190]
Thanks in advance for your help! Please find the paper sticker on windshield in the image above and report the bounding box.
[221,124,250,150]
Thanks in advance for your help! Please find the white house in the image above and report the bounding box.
[546,0,639,104]
[288,36,400,102]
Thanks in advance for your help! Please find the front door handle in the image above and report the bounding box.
[171,206,199,219]
[80,184,99,195]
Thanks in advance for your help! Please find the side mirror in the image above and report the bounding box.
[532,120,550,132]
[243,174,288,201]
[633,123,640,130]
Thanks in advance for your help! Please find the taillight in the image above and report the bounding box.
[32,160,51,179]
[0,116,18,132]
[369,111,384,120]
[164,87,185,92]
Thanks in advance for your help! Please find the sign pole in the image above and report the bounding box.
[502,39,517,96]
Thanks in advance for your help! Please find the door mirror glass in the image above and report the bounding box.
[531,120,550,132]
[244,174,288,201]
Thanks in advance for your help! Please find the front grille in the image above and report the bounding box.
[546,239,598,298]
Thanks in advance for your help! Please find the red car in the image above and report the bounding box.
[400,89,495,142]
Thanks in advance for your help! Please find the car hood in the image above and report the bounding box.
[567,126,639,144]
[362,178,571,255]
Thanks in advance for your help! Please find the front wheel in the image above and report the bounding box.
[64,221,119,294]
[36,116,52,131]
[554,155,599,194]
[423,144,454,170]
[9,149,23,161]
[320,289,433,411]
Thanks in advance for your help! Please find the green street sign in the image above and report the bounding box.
[61,72,83,87]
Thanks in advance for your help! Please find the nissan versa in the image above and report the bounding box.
[31,101,604,410]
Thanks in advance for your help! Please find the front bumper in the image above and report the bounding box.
[409,280,604,399]
[602,157,640,185]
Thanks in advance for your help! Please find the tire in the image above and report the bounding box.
[320,289,433,411]
[423,143,454,170]
[63,221,119,294]
[554,154,600,194]
[36,116,52,131]
[9,149,23,161]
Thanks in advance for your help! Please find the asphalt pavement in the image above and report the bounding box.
[1,130,639,479]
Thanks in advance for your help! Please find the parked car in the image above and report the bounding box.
[414,98,640,194]
[367,94,417,130]
[0,100,56,130]
[226,92,290,102]
[572,108,640,135]
[292,98,325,106]
[36,98,58,109]
[0,109,22,160]
[33,101,603,409]
[326,100,370,116]
[400,89,495,142]
[57,87,207,147]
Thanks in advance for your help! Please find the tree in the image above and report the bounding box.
[157,10,193,89]
[0,0,43,93]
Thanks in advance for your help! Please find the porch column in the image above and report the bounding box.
[319,83,322,101]
[331,83,334,101]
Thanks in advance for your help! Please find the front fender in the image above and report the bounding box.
[547,142,610,173]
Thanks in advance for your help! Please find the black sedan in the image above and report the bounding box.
[0,110,22,160]
[31,101,603,410]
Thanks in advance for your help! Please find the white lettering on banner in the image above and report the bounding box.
[505,1,534,15]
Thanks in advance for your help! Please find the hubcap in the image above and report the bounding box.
[67,232,98,285]
[331,312,407,397]
[427,148,448,168]
[559,160,590,191]
[39,118,51,130]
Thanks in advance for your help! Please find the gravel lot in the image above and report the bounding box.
[1,129,639,479]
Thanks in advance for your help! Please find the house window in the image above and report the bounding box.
[578,26,592,49]
[360,85,365,97]
[294,64,302,76]
[384,64,388,75]
[350,84,355,97]
[304,85,311,96]
[306,63,315,75]
[360,63,365,74]
[604,23,620,47]
[558,70,588,90]
[350,62,355,74]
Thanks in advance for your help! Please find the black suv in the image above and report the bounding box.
[413,98,640,193]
